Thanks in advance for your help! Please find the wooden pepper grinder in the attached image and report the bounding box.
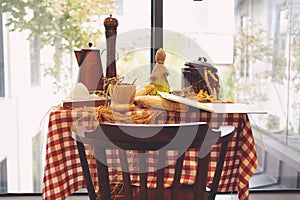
[104,15,118,79]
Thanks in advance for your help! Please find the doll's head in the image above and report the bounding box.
[155,48,166,64]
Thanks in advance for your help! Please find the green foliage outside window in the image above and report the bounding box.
[0,0,115,93]
[231,20,275,103]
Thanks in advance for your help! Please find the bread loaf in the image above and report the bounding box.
[135,84,155,96]
[134,95,188,112]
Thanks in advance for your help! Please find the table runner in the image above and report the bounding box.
[42,107,257,200]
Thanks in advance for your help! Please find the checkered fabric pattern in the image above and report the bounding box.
[42,107,257,200]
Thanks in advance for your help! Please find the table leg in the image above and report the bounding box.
[76,141,97,200]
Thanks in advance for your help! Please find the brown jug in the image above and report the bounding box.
[74,47,104,92]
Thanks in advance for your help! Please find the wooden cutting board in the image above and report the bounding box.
[62,98,110,109]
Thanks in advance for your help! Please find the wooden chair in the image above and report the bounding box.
[72,122,235,200]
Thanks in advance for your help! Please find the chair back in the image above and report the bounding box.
[79,122,224,200]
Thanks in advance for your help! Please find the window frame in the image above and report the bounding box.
[0,5,5,97]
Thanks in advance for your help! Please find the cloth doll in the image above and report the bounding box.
[150,48,170,95]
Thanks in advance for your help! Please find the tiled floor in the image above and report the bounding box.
[0,192,299,200]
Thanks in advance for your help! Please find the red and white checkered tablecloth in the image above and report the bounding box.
[42,106,257,200]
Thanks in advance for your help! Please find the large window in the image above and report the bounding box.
[0,0,151,193]
[235,0,300,190]
[0,0,299,194]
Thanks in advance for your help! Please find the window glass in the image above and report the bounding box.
[235,0,300,191]
[0,0,150,193]
[107,0,151,87]
[163,0,235,94]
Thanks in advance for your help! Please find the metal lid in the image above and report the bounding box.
[79,42,100,51]
[184,57,217,72]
